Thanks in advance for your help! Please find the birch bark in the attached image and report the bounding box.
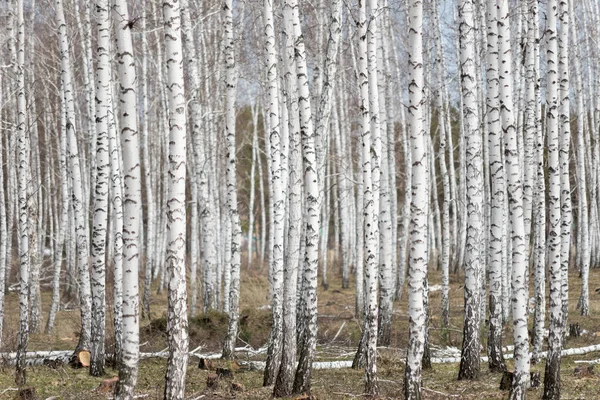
[15,0,29,385]
[90,0,111,376]
[56,0,92,355]
[113,0,141,396]
[163,0,189,397]
[498,0,530,394]
[457,0,483,380]
[543,0,564,397]
[222,0,242,360]
[403,0,428,397]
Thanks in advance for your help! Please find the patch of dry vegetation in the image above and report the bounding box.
[0,261,599,399]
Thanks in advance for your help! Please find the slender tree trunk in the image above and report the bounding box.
[557,0,571,340]
[262,0,286,386]
[457,0,483,381]
[108,94,124,368]
[497,0,530,395]
[222,0,242,360]
[572,0,590,316]
[89,0,111,377]
[484,0,506,373]
[163,1,189,397]
[247,105,259,268]
[56,0,92,355]
[293,0,321,390]
[403,0,427,395]
[113,0,141,396]
[543,0,563,397]
[15,0,29,385]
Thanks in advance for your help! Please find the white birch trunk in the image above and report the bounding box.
[543,1,564,397]
[484,0,506,372]
[498,0,530,394]
[15,0,29,384]
[222,0,242,360]
[403,0,427,396]
[572,0,590,316]
[557,0,572,339]
[292,0,321,392]
[163,1,189,398]
[457,0,483,380]
[90,0,111,376]
[272,2,302,392]
[56,0,92,355]
[113,0,141,396]
[108,99,124,367]
[262,0,285,387]
[247,105,259,268]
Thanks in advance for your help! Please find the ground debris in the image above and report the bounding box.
[574,364,595,378]
[97,376,118,393]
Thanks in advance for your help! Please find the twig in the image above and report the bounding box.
[330,321,346,344]
[0,388,18,395]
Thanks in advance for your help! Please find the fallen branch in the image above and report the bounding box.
[574,359,600,364]
[431,344,600,364]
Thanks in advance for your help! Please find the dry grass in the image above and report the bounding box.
[0,257,599,399]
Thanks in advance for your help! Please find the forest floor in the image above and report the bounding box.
[0,260,599,399]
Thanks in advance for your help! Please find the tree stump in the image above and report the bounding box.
[18,388,36,400]
[206,373,219,389]
[574,364,595,378]
[68,350,91,368]
[569,323,582,337]
[198,358,214,370]
[216,367,234,379]
[499,370,513,391]
[231,382,244,392]
[97,377,119,393]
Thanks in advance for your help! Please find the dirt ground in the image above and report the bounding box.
[0,258,599,399]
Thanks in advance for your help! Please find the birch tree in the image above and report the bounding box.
[457,0,483,380]
[262,0,286,387]
[498,0,530,394]
[15,0,29,385]
[56,0,92,355]
[403,0,428,396]
[113,0,142,396]
[272,0,301,394]
[484,0,506,373]
[543,0,564,397]
[222,0,242,360]
[293,0,321,390]
[163,0,189,397]
[89,0,111,376]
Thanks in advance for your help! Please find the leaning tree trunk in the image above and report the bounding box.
[113,0,142,397]
[56,0,93,356]
[403,0,428,396]
[163,1,189,398]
